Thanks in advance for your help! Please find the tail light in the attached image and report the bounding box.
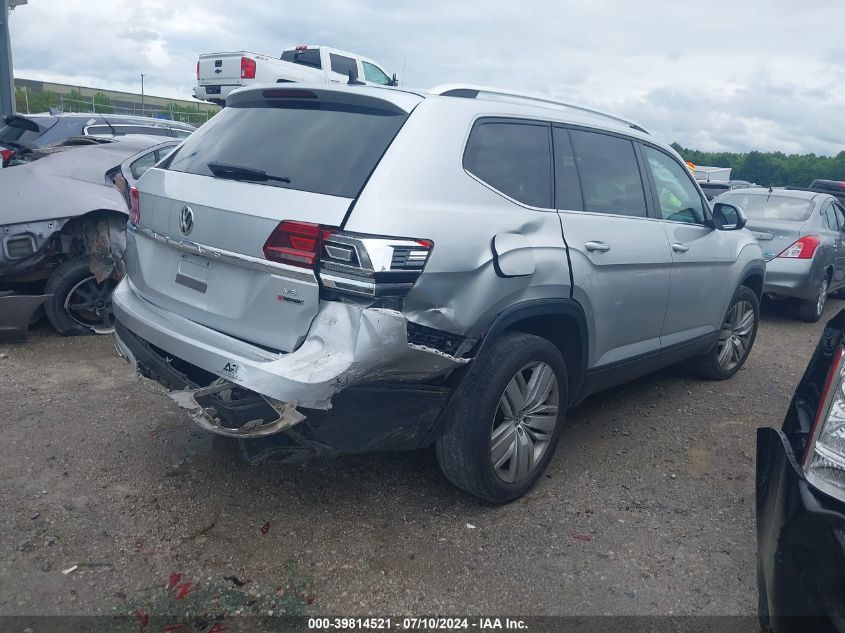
[241,56,257,79]
[778,235,820,259]
[196,60,200,80]
[0,148,14,166]
[803,346,845,502]
[129,187,141,225]
[263,221,335,269]
[263,220,433,297]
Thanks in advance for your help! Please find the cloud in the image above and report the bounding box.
[8,0,845,154]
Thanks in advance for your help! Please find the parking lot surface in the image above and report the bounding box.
[0,299,838,617]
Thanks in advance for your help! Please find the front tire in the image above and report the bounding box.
[690,285,759,380]
[435,332,568,503]
[44,257,118,336]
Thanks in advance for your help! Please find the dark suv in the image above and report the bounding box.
[807,179,845,205]
[0,113,194,165]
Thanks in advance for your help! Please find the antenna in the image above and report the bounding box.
[402,54,407,86]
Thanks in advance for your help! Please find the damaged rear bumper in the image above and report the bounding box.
[112,278,468,416]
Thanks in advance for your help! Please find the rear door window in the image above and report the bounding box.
[330,54,358,78]
[463,119,552,208]
[166,98,408,199]
[569,130,647,217]
[641,145,708,225]
[823,202,839,230]
[280,48,322,69]
[834,203,845,228]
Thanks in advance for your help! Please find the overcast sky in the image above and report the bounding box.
[8,0,845,155]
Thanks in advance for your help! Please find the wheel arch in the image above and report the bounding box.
[739,261,766,302]
[58,208,127,249]
[473,299,589,406]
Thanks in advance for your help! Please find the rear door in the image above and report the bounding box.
[822,200,845,288]
[639,143,736,348]
[129,88,415,352]
[833,202,845,289]
[555,126,672,370]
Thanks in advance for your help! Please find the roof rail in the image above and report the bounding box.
[428,84,649,135]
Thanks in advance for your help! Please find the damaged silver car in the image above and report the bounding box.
[0,136,179,339]
[112,83,765,502]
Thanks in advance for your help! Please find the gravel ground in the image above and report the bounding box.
[0,298,837,619]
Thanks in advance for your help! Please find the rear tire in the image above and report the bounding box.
[690,285,759,380]
[794,277,829,323]
[435,332,568,504]
[44,257,117,336]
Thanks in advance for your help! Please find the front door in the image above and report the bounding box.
[638,144,736,349]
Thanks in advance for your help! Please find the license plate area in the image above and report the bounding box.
[175,254,210,293]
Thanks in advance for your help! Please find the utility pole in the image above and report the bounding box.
[140,73,145,116]
[0,0,27,118]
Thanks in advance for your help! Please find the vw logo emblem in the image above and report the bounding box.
[179,205,194,236]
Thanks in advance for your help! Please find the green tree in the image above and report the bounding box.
[13,87,60,113]
[92,92,113,114]
[63,88,88,113]
[672,143,845,187]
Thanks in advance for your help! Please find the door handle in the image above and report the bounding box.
[672,243,690,253]
[585,241,611,253]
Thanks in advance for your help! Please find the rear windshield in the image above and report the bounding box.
[0,119,42,144]
[166,99,407,198]
[281,48,322,69]
[718,193,814,222]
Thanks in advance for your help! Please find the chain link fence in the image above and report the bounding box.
[15,86,215,126]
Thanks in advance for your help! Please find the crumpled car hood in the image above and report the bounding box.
[1,170,125,225]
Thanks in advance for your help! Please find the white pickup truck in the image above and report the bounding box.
[194,45,396,105]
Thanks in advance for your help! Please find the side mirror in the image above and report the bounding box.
[390,72,399,87]
[712,202,747,231]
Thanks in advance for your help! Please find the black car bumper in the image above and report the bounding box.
[756,427,845,632]
[114,321,453,456]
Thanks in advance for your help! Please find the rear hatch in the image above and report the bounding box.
[129,86,418,352]
[198,53,246,87]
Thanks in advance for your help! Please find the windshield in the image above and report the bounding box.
[718,193,814,222]
[166,98,408,198]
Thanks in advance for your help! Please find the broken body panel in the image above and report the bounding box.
[0,137,179,338]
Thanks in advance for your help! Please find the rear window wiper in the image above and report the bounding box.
[206,161,291,184]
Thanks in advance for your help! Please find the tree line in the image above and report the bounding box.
[671,142,845,187]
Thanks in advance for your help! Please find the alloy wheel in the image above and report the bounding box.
[63,275,117,334]
[490,361,559,484]
[716,300,755,372]
[817,278,829,318]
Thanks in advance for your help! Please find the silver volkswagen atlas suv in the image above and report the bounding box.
[111,83,765,503]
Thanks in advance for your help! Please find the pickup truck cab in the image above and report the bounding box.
[194,45,396,105]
